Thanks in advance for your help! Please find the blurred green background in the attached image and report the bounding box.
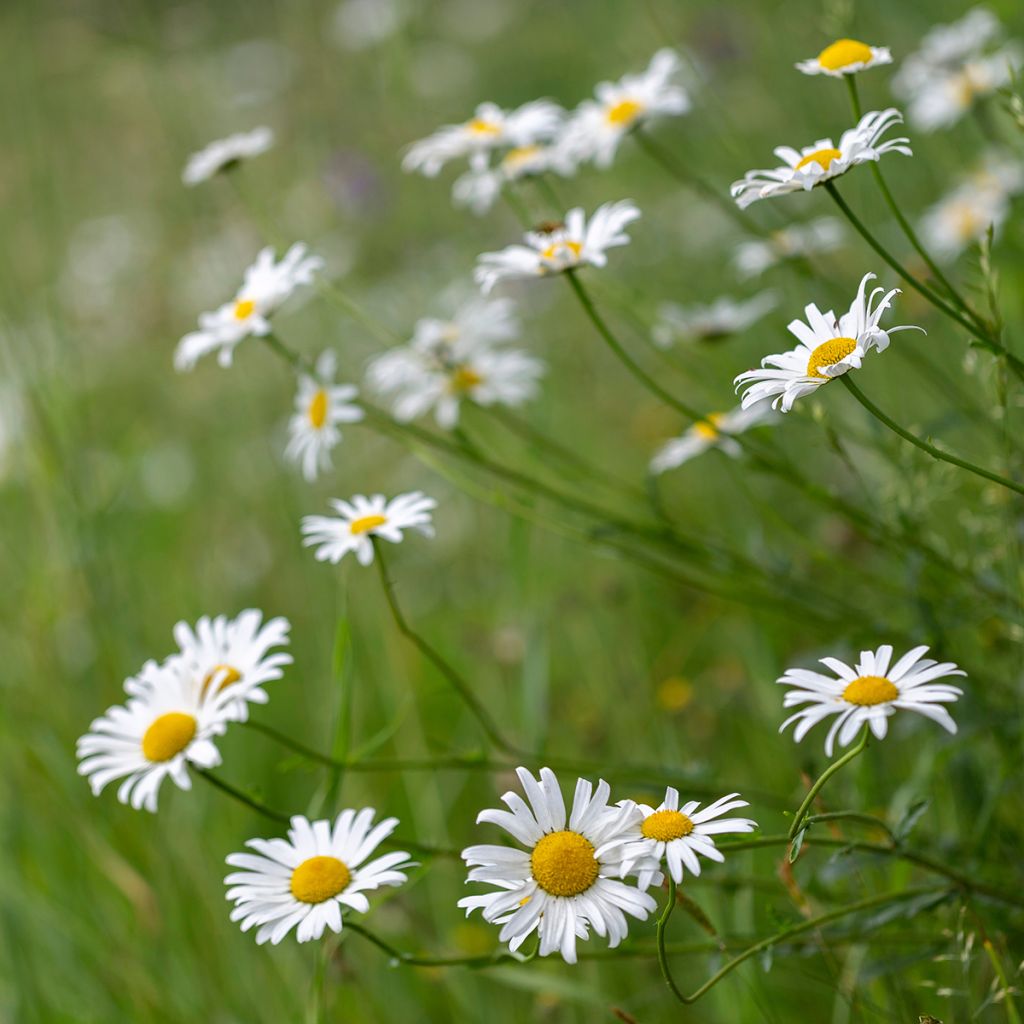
[3,0,1024,1021]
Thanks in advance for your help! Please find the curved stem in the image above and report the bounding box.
[656,876,688,1002]
[788,727,870,840]
[800,810,897,844]
[345,919,536,968]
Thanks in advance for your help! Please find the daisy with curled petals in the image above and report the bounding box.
[225,811,412,945]
[734,272,919,413]
[301,491,436,566]
[77,658,241,812]
[608,788,757,889]
[474,201,640,293]
[652,292,777,348]
[796,39,892,78]
[175,244,323,371]
[650,404,776,474]
[285,350,364,481]
[458,767,657,964]
[779,644,965,756]
[730,109,911,210]
[182,127,274,186]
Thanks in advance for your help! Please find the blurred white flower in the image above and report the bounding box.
[330,0,408,50]
[650,404,776,474]
[796,38,892,77]
[452,143,575,215]
[733,218,844,278]
[652,292,777,348]
[182,127,274,186]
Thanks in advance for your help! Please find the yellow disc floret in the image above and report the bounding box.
[540,239,582,263]
[607,98,644,126]
[806,337,857,379]
[308,389,328,429]
[817,39,873,72]
[142,712,197,762]
[795,147,843,172]
[530,830,599,897]
[233,298,256,321]
[693,412,726,441]
[450,366,483,393]
[842,675,899,706]
[200,664,242,697]
[641,809,695,842]
[468,118,501,136]
[349,514,388,535]
[290,855,351,904]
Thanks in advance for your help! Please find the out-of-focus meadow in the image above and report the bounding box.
[3,0,1024,1021]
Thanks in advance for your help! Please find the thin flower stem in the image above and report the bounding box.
[344,920,537,968]
[841,375,1024,498]
[800,811,897,844]
[983,939,1024,1024]
[196,768,290,823]
[656,877,688,1002]
[318,280,402,345]
[788,727,870,840]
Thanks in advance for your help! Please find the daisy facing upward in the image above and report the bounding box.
[795,38,892,78]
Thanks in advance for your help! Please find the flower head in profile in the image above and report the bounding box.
[650,404,776,474]
[452,143,576,216]
[562,49,690,168]
[733,218,844,279]
[301,491,436,566]
[474,201,640,293]
[175,244,323,370]
[779,644,965,756]
[734,272,919,412]
[730,109,911,209]
[182,127,274,186]
[458,767,657,964]
[652,292,777,348]
[285,350,364,481]
[796,38,892,77]
[225,811,412,945]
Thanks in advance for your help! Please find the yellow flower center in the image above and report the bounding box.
[693,412,726,441]
[530,830,599,897]
[141,712,197,762]
[641,809,695,842]
[951,202,984,240]
[468,118,501,136]
[842,674,899,706]
[806,336,857,379]
[540,239,582,262]
[290,855,351,904]
[503,145,541,173]
[795,147,843,172]
[349,514,387,535]
[817,39,873,72]
[233,298,256,321]
[450,366,483,393]
[200,663,242,697]
[308,389,328,429]
[607,98,644,126]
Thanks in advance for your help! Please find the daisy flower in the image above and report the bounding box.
[285,350,364,481]
[174,244,323,371]
[796,38,892,77]
[182,127,274,186]
[458,767,657,964]
[608,788,757,888]
[225,811,412,945]
[452,143,576,216]
[652,292,777,348]
[778,644,965,756]
[474,201,640,293]
[561,49,690,168]
[650,404,776,474]
[734,272,919,412]
[730,109,912,209]
[77,658,242,812]
[733,218,845,279]
[301,491,436,566]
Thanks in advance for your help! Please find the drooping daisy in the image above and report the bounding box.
[475,201,640,293]
[652,292,777,348]
[730,109,912,209]
[77,658,242,812]
[650,404,776,474]
[733,218,844,279]
[561,49,690,168]
[301,491,436,566]
[174,244,323,371]
[452,143,576,216]
[734,272,919,412]
[285,350,364,481]
[458,767,657,964]
[778,644,965,756]
[796,38,892,78]
[182,127,274,186]
[608,788,757,888]
[225,811,412,945]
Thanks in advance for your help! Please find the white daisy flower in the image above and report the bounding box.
[182,127,274,186]
[795,38,892,77]
[474,201,640,293]
[730,109,912,210]
[608,788,757,888]
[897,7,1000,82]
[652,292,777,348]
[225,811,412,945]
[733,218,845,279]
[458,767,657,964]
[175,244,323,371]
[452,143,576,216]
[778,644,965,756]
[301,491,436,566]
[650,404,776,474]
[285,350,364,482]
[76,658,242,812]
[734,272,919,413]
[920,185,1010,263]
[561,49,690,168]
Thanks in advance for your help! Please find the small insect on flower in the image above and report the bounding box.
[733,218,844,279]
[607,788,757,888]
[650,404,776,474]
[778,644,965,756]
[458,767,657,964]
[652,292,778,348]
[796,38,892,78]
[474,201,640,293]
[734,272,920,413]
[225,811,412,945]
[285,350,364,482]
[174,244,323,371]
[301,491,436,566]
[182,127,274,186]
[561,49,690,168]
[730,109,911,209]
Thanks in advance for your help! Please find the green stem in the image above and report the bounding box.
[345,920,536,968]
[656,877,688,1002]
[799,810,897,844]
[788,727,870,840]
[983,939,1024,1024]
[196,769,290,824]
